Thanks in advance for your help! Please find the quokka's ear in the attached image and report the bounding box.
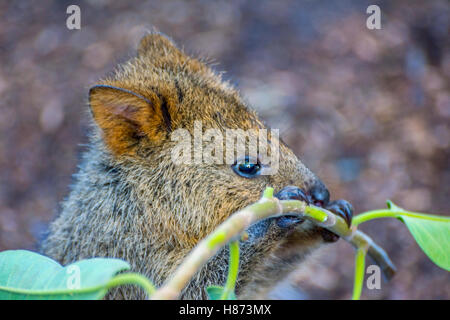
[89,84,176,155]
[137,32,183,59]
[137,32,210,75]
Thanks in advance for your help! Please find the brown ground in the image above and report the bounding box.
[0,0,448,299]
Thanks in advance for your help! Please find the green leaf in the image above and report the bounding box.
[359,201,450,271]
[206,286,236,300]
[398,215,450,271]
[0,250,130,300]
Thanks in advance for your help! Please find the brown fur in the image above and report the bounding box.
[41,32,328,299]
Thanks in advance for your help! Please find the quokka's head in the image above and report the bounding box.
[88,33,352,283]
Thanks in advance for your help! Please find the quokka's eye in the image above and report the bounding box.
[232,157,261,178]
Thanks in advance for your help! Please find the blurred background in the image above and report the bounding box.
[0,0,448,299]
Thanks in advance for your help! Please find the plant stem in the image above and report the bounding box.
[151,188,297,299]
[220,241,240,300]
[304,206,329,222]
[345,229,397,281]
[353,209,449,226]
[352,248,367,300]
[106,273,156,298]
[151,187,396,300]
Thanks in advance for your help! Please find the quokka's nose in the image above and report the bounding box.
[307,182,330,207]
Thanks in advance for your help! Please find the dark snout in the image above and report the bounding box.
[274,183,353,242]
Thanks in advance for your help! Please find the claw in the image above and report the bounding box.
[275,186,309,203]
[274,186,309,229]
[326,199,353,228]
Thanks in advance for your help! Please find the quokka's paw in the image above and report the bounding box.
[273,185,354,243]
[326,199,353,228]
[319,199,354,243]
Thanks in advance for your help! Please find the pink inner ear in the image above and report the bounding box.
[112,104,140,120]
[90,85,154,118]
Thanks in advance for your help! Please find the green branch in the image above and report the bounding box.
[151,187,396,300]
[105,273,156,297]
[220,241,240,300]
[352,248,367,300]
[353,209,449,226]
